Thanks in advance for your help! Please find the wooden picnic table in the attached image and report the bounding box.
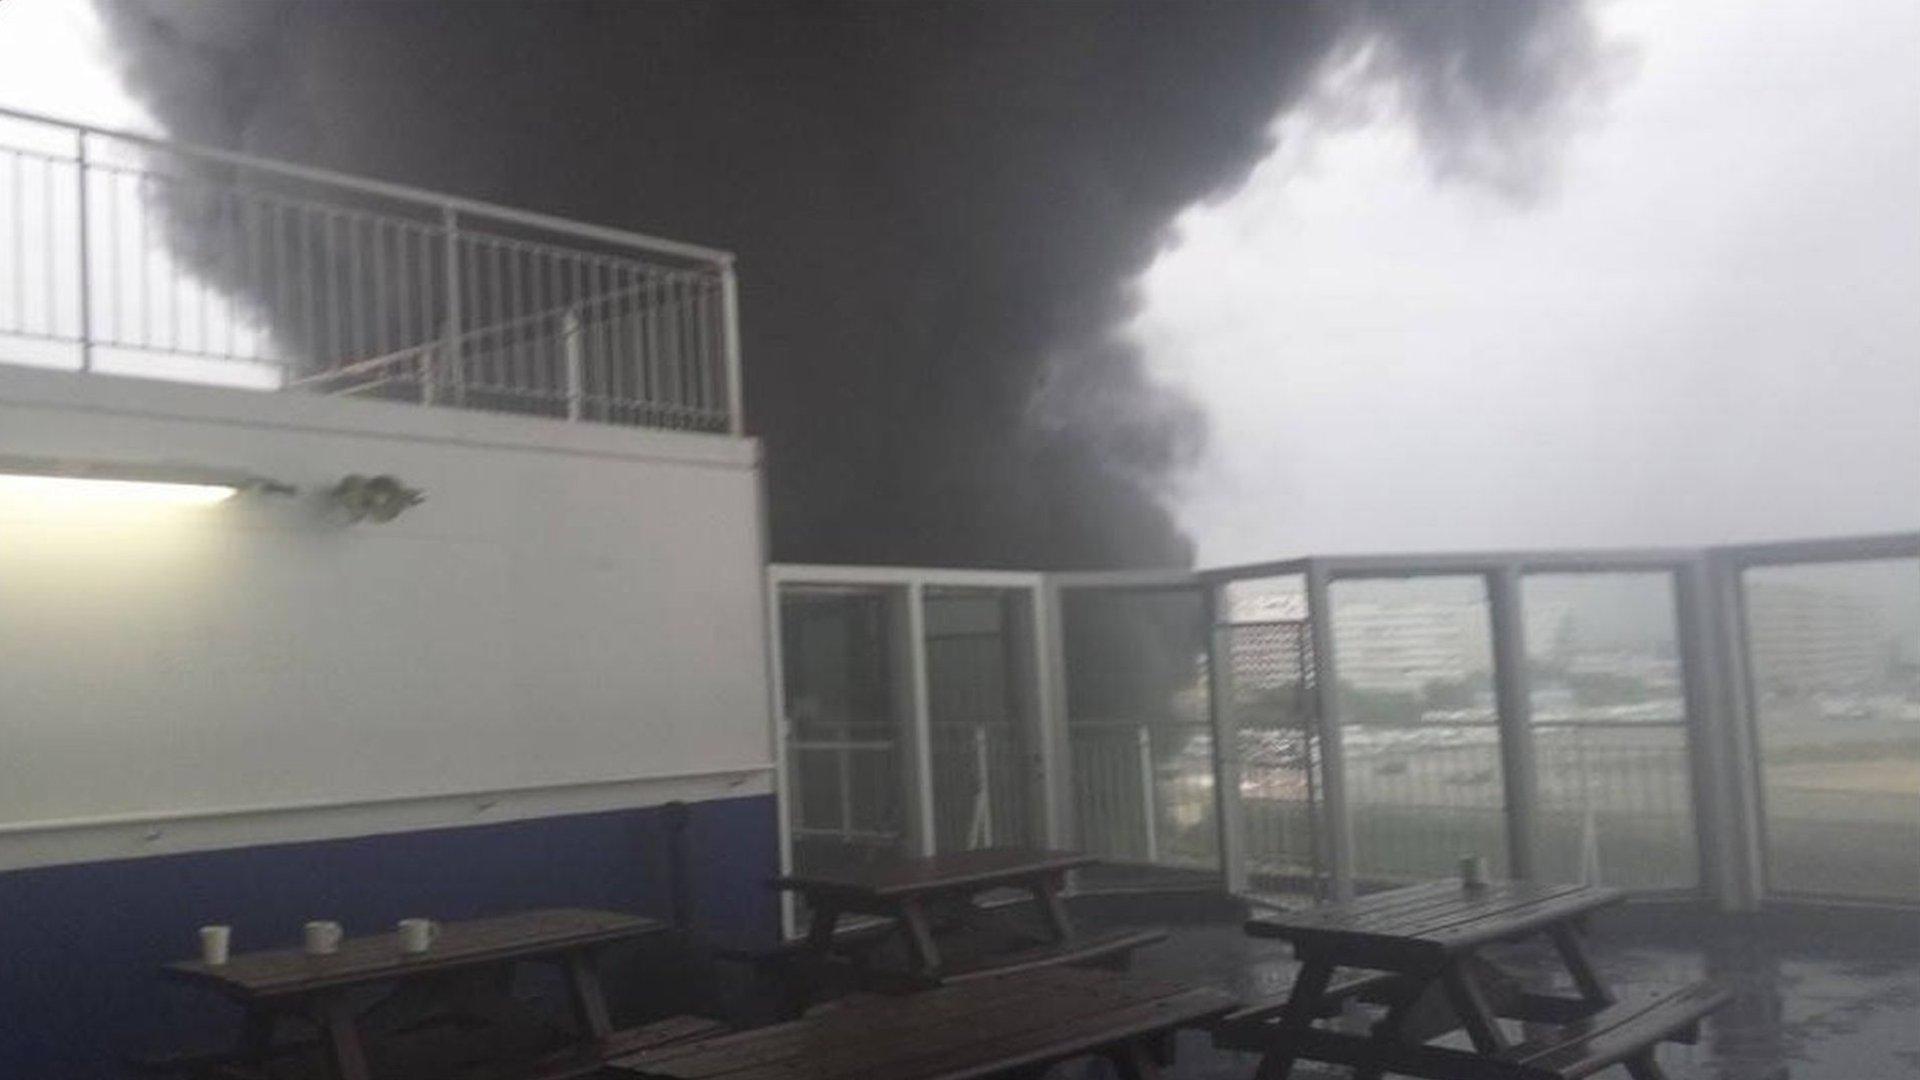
[772,846,1163,984]
[609,964,1236,1080]
[1218,880,1730,1080]
[164,907,673,1080]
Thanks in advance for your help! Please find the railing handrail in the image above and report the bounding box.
[0,104,734,267]
[1,103,745,435]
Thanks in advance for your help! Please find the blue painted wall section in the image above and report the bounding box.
[0,793,779,1079]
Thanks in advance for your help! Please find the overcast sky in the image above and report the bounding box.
[0,0,146,128]
[1130,0,1920,566]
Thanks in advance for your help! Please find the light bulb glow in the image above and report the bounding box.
[0,473,238,506]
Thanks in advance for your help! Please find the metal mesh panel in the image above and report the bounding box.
[1225,620,1324,893]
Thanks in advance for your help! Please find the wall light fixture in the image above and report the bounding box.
[0,455,296,508]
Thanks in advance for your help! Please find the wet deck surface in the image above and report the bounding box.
[1056,892,1920,1079]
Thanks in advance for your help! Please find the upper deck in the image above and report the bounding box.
[0,106,741,435]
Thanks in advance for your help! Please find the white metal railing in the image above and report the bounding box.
[0,106,741,434]
[1069,720,1220,870]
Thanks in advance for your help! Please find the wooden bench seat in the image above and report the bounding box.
[1500,982,1731,1079]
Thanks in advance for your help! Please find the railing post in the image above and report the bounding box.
[1136,723,1160,865]
[1033,578,1075,852]
[720,259,745,435]
[1489,566,1540,880]
[901,583,938,857]
[972,723,994,848]
[439,205,462,405]
[1680,556,1766,911]
[562,306,585,421]
[1304,562,1355,899]
[73,131,93,372]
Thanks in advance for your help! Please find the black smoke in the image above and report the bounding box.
[92,1,1605,569]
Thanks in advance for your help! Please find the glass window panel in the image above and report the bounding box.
[1331,575,1506,884]
[1744,558,1920,901]
[1523,572,1698,890]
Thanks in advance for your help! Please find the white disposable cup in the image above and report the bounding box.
[396,918,439,955]
[1459,854,1489,888]
[199,925,232,966]
[303,920,344,956]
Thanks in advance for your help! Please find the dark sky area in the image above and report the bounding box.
[93,0,1603,569]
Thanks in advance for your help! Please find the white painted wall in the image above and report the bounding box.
[0,365,775,867]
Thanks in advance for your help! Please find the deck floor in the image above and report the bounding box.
[1052,891,1920,1079]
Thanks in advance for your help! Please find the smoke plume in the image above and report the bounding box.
[92,1,1605,568]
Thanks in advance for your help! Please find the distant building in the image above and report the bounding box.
[1746,582,1888,692]
[1331,601,1491,693]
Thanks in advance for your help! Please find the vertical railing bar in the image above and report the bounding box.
[657,273,674,425]
[105,159,122,348]
[221,187,238,360]
[73,132,93,367]
[468,235,485,395]
[11,152,23,331]
[372,216,388,359]
[562,302,583,422]
[255,192,273,363]
[43,156,57,337]
[352,214,369,361]
[1136,723,1159,865]
[637,265,652,420]
[680,275,696,427]
[628,264,646,423]
[413,224,432,392]
[609,263,627,422]
[238,189,255,359]
[699,274,715,423]
[270,202,288,368]
[506,243,523,396]
[534,248,550,404]
[325,211,343,368]
[440,205,461,407]
[484,239,502,396]
[645,269,663,424]
[297,208,314,374]
[163,183,179,353]
[593,258,611,420]
[569,255,585,420]
[197,207,212,357]
[670,274,688,427]
[393,220,411,357]
[582,256,599,418]
[598,258,615,421]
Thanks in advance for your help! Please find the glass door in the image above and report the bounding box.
[923,588,1035,851]
[778,585,911,871]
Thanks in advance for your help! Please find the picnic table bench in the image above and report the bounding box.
[608,964,1236,1080]
[163,908,716,1080]
[770,846,1165,992]
[1216,880,1730,1080]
